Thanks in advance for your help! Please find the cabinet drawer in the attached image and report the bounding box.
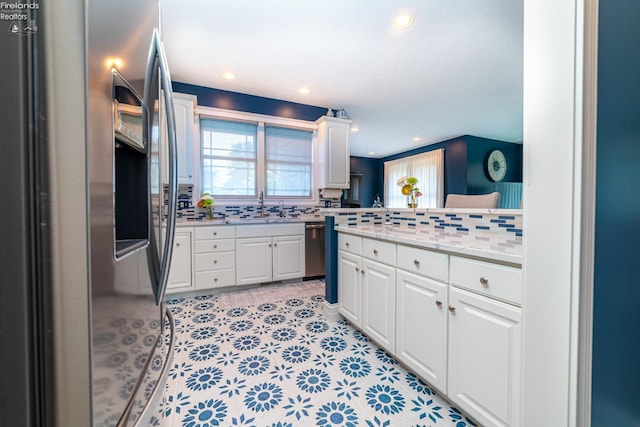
[338,233,362,255]
[194,226,235,240]
[195,269,236,289]
[450,256,522,305]
[194,239,235,254]
[397,245,448,282]
[195,251,235,271]
[362,238,396,266]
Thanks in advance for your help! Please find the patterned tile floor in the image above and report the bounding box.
[159,285,477,427]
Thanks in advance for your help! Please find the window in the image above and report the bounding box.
[199,115,314,201]
[200,119,257,197]
[265,126,312,197]
[384,149,444,208]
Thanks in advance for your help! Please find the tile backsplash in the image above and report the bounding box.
[165,184,336,221]
[332,209,523,237]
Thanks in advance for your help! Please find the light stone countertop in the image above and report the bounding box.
[335,223,522,265]
[175,214,325,227]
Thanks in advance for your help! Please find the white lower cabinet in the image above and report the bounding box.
[362,259,396,353]
[272,235,305,281]
[395,270,448,392]
[194,226,236,289]
[447,286,521,427]
[337,250,362,327]
[236,237,273,285]
[165,230,194,294]
[235,232,305,286]
[337,231,523,427]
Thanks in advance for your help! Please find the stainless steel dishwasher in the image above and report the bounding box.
[304,222,325,278]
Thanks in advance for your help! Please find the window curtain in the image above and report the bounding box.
[384,149,444,208]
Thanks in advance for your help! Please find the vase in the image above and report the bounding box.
[408,203,417,208]
[205,208,214,220]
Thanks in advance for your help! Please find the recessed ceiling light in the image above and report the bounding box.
[298,87,310,94]
[351,127,359,133]
[368,152,375,156]
[222,72,235,80]
[393,14,414,29]
[412,137,422,142]
[105,57,123,70]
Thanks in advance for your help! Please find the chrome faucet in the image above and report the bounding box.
[259,191,266,217]
[279,200,286,218]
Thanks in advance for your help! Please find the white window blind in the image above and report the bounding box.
[200,119,257,197]
[384,149,444,208]
[265,126,313,197]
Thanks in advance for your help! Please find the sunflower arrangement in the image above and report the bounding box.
[397,176,422,207]
[197,193,215,219]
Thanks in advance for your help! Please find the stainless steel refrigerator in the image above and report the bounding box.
[0,1,178,425]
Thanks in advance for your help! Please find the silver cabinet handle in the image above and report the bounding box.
[480,277,489,286]
[414,259,420,266]
[435,300,443,307]
[373,249,378,255]
[448,306,456,313]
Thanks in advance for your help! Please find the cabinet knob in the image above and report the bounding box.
[274,243,277,247]
[213,232,217,236]
[435,300,443,308]
[361,269,365,275]
[214,260,217,264]
[479,277,489,286]
[345,242,350,247]
[448,305,456,313]
[355,267,359,272]
[176,243,180,247]
[373,249,378,255]
[269,244,272,248]
[413,259,420,266]
[214,278,218,282]
[214,244,217,249]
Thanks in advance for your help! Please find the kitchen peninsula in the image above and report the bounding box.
[324,207,522,427]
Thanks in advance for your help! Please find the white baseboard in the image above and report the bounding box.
[322,301,341,322]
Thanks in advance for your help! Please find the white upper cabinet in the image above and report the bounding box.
[164,92,196,184]
[315,116,351,190]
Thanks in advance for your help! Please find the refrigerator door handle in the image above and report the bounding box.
[144,28,178,305]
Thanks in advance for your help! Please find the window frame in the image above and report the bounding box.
[195,106,318,206]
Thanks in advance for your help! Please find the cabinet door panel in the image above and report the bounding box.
[273,235,304,281]
[448,287,521,427]
[396,270,447,392]
[338,250,362,327]
[236,238,272,285]
[362,259,396,353]
[166,231,193,293]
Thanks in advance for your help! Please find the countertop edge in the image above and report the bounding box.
[335,225,522,266]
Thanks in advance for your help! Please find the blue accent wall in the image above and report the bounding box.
[172,81,328,121]
[592,2,640,425]
[373,135,522,204]
[466,136,523,194]
[350,156,380,208]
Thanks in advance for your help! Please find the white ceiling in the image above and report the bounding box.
[163,1,524,157]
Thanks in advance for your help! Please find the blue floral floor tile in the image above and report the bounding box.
[159,287,477,427]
